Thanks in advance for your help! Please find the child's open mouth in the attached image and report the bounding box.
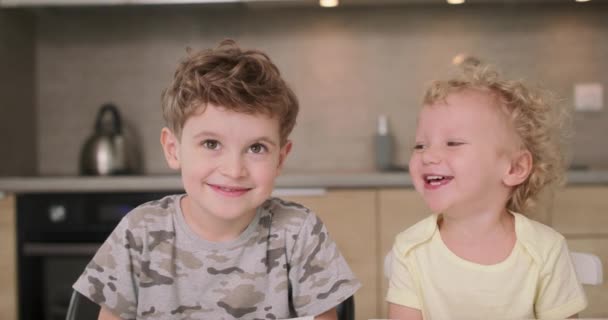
[208,184,252,197]
[423,175,454,189]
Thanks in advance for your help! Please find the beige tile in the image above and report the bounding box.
[32,7,608,175]
[0,11,36,176]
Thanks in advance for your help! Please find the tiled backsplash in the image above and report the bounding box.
[3,3,608,176]
[0,10,35,176]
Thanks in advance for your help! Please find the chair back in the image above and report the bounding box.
[65,290,355,320]
[570,252,603,285]
[65,290,80,320]
[65,290,100,320]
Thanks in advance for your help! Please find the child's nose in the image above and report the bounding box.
[421,147,442,165]
[219,153,247,178]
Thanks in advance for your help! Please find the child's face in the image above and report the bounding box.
[162,104,291,226]
[409,89,519,216]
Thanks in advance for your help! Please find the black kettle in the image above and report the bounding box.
[79,103,141,175]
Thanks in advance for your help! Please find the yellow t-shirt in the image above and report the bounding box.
[386,212,588,319]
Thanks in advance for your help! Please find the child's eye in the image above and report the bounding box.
[249,143,268,154]
[413,143,426,151]
[202,139,220,150]
[447,141,465,147]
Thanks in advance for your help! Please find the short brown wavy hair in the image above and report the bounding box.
[422,66,569,213]
[161,39,299,145]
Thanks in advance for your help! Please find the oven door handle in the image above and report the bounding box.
[22,243,102,256]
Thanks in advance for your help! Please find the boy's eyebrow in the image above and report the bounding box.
[192,130,279,147]
[251,136,279,147]
[192,130,220,139]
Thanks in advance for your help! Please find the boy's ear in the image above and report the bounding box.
[160,127,181,170]
[276,140,293,174]
[503,149,533,187]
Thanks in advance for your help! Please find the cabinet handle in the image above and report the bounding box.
[22,242,101,256]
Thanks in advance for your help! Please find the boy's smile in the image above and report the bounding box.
[207,183,252,197]
[161,104,291,241]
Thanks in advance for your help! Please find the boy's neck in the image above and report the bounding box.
[180,196,257,243]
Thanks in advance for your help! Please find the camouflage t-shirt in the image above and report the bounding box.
[73,194,360,319]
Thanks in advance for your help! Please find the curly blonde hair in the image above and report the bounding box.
[161,39,299,145]
[422,66,569,213]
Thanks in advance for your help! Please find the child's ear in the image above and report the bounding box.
[503,149,533,187]
[160,127,181,170]
[276,140,293,174]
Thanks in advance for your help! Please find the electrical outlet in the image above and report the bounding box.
[574,83,603,112]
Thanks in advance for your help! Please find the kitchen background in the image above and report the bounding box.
[2,2,608,319]
[1,1,607,177]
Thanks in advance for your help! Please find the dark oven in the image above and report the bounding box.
[16,191,175,320]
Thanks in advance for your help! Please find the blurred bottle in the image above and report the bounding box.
[375,114,394,171]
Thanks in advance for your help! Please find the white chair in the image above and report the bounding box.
[570,252,603,285]
[384,251,603,285]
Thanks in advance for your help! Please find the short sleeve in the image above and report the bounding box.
[287,213,361,317]
[534,238,588,319]
[73,216,139,320]
[386,243,421,310]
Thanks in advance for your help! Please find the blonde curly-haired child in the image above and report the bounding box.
[387,66,587,319]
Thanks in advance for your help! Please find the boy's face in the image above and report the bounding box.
[161,104,291,230]
[409,89,519,216]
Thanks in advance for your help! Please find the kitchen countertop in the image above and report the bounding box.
[0,170,607,193]
[0,172,412,193]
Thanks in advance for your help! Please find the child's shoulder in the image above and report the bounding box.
[515,212,565,244]
[513,212,567,262]
[120,194,180,229]
[260,197,325,236]
[393,214,438,257]
[262,196,315,221]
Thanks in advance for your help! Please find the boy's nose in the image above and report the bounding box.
[219,154,247,179]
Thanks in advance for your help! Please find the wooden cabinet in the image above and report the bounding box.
[377,189,429,318]
[0,193,17,320]
[284,188,428,319]
[283,189,378,320]
[1,186,605,319]
[552,186,608,235]
[551,186,608,318]
[567,238,608,318]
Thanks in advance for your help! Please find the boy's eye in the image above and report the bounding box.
[249,143,268,154]
[202,139,220,150]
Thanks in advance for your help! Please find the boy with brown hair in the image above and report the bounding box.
[73,39,360,320]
